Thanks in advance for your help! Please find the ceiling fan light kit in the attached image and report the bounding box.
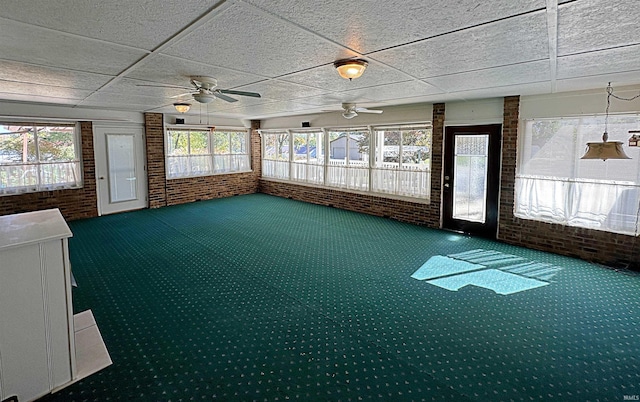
[337,102,383,119]
[173,102,191,113]
[136,76,261,106]
[334,59,368,80]
[192,92,216,104]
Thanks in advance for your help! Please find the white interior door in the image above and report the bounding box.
[94,125,147,215]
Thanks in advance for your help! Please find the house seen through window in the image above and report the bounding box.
[261,124,431,200]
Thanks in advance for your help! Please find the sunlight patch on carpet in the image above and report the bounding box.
[412,249,562,295]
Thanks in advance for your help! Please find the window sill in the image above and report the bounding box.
[167,169,253,180]
[260,177,430,205]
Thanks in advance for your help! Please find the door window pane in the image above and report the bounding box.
[453,135,489,223]
[107,134,137,203]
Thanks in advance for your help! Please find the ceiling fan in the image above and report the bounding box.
[327,103,383,119]
[136,76,261,104]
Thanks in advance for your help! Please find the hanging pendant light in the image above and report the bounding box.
[581,83,631,161]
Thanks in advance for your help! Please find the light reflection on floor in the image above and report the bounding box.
[412,249,562,295]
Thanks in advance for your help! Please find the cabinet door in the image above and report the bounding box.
[0,240,73,401]
[0,244,51,401]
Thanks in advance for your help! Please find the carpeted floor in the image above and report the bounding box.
[42,193,640,401]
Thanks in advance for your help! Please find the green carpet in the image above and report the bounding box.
[42,194,640,401]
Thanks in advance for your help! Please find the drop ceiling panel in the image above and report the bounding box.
[557,0,640,56]
[164,3,355,77]
[80,92,171,110]
[0,80,93,100]
[370,11,549,79]
[125,55,264,89]
[0,0,226,50]
[243,0,545,54]
[99,78,192,99]
[557,45,640,80]
[0,93,81,106]
[0,20,147,76]
[449,81,551,101]
[233,80,331,101]
[341,80,443,102]
[428,61,550,93]
[0,60,114,91]
[279,62,411,92]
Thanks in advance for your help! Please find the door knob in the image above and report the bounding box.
[444,183,450,188]
[99,176,105,180]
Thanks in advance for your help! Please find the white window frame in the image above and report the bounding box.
[516,115,640,236]
[165,127,251,179]
[260,122,432,202]
[0,122,82,196]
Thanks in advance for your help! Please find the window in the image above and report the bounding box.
[328,128,369,190]
[213,131,250,173]
[260,123,431,200]
[291,130,324,184]
[516,115,640,235]
[262,131,289,180]
[372,125,431,198]
[0,123,82,195]
[166,128,250,179]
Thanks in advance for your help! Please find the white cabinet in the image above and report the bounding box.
[0,209,110,402]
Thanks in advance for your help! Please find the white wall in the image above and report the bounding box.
[0,101,145,124]
[445,98,504,126]
[163,113,247,128]
[521,84,640,119]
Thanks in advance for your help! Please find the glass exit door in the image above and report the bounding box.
[443,125,501,238]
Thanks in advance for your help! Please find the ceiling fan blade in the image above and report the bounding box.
[356,108,383,114]
[136,83,192,90]
[171,92,196,99]
[213,90,239,103]
[219,89,261,98]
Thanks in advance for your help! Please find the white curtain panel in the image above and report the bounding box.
[516,116,640,235]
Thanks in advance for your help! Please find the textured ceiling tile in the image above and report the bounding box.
[0,60,114,91]
[0,0,225,50]
[81,91,170,108]
[243,0,545,53]
[557,0,640,56]
[370,11,549,78]
[0,92,81,106]
[234,80,331,101]
[557,45,640,79]
[449,81,552,100]
[0,20,147,75]
[0,80,93,99]
[164,3,355,77]
[428,61,550,92]
[125,55,264,89]
[100,78,191,100]
[294,91,378,107]
[340,80,443,102]
[279,62,411,92]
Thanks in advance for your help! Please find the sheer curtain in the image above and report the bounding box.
[516,116,640,235]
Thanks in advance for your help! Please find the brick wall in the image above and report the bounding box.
[260,180,433,225]
[0,121,98,221]
[144,114,261,207]
[145,113,167,208]
[259,105,442,228]
[497,97,639,269]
